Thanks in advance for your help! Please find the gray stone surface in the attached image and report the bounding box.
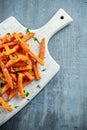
[0,0,87,130]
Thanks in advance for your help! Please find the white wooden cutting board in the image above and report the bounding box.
[0,8,73,126]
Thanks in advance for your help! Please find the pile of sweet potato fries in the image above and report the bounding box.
[0,30,45,111]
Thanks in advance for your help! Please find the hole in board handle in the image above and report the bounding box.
[60,16,64,20]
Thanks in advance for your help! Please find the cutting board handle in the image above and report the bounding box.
[38,8,73,40]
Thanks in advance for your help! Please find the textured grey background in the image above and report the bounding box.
[0,0,87,130]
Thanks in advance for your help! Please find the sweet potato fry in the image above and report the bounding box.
[5,45,19,55]
[8,80,32,100]
[11,65,32,72]
[0,97,13,112]
[6,55,22,67]
[0,61,13,89]
[28,50,44,65]
[8,88,18,100]
[39,38,46,60]
[14,34,30,52]
[25,53,32,67]
[18,73,25,98]
[24,72,34,80]
[1,84,10,94]
[1,33,11,43]
[17,32,24,38]
[0,42,17,49]
[22,32,35,42]
[33,62,41,80]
